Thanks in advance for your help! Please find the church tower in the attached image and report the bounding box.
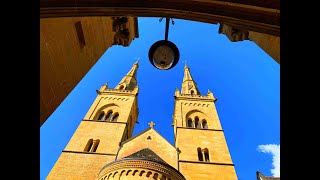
[47,62,139,180]
[173,65,238,179]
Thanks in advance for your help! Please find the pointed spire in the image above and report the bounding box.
[181,65,200,95]
[98,82,108,92]
[126,61,139,78]
[175,87,180,96]
[207,89,214,98]
[183,65,194,82]
[115,61,139,90]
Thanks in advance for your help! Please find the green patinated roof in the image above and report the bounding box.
[124,148,167,164]
[99,148,170,174]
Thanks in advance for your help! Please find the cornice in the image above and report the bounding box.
[98,158,185,180]
[96,88,138,96]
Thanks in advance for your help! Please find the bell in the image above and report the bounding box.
[148,40,180,70]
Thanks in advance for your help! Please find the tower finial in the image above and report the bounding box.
[181,64,200,95]
[183,59,188,69]
[115,61,139,90]
[134,57,140,65]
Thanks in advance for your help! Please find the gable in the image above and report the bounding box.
[124,148,167,164]
[117,128,178,169]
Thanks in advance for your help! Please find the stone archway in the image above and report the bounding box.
[40,0,280,63]
[40,0,279,126]
[40,0,279,36]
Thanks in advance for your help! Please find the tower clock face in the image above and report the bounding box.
[152,45,175,70]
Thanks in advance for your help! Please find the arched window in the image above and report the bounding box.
[113,172,118,178]
[126,170,132,176]
[153,173,159,180]
[119,85,124,90]
[84,139,100,152]
[139,170,145,176]
[146,171,152,177]
[91,139,100,152]
[133,170,139,176]
[191,90,194,95]
[202,120,208,129]
[97,112,104,120]
[120,170,126,177]
[187,118,193,128]
[195,116,200,128]
[197,147,203,161]
[104,111,113,121]
[112,113,119,121]
[84,139,93,152]
[107,173,112,179]
[204,148,210,162]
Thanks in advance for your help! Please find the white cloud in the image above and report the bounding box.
[257,144,280,177]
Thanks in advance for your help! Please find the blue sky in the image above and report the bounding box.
[40,17,280,180]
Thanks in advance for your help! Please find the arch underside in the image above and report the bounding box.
[40,0,279,36]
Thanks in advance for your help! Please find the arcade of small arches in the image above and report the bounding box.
[183,102,210,107]
[186,110,210,129]
[98,159,186,180]
[100,169,173,180]
[103,97,129,101]
[95,104,121,121]
[97,110,119,121]
[98,156,186,180]
[187,116,208,129]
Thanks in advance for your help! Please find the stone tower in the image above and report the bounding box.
[47,62,139,180]
[173,65,238,179]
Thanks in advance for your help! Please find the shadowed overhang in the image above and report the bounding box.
[40,0,280,36]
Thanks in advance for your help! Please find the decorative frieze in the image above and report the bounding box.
[98,159,185,180]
